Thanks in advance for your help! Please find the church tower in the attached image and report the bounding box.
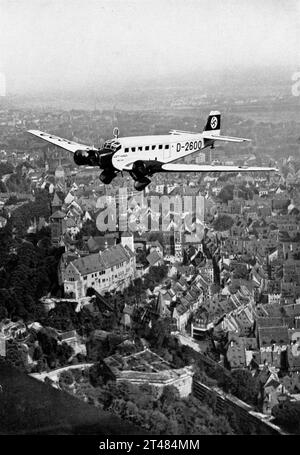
[55,150,66,192]
[51,192,62,214]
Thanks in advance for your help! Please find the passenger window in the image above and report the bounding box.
[131,147,136,152]
[159,145,163,150]
[145,146,149,151]
[152,145,156,150]
[125,148,129,153]
[165,144,169,149]
[138,146,143,151]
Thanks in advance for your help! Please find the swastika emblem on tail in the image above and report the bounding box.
[210,116,218,129]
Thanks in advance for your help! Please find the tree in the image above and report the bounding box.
[89,361,108,387]
[147,409,169,434]
[218,185,234,204]
[232,263,249,280]
[212,214,234,232]
[32,345,43,361]
[230,369,259,406]
[272,401,300,433]
[148,318,172,350]
[57,342,73,365]
[59,370,74,387]
[160,385,180,409]
[5,341,28,372]
[0,303,8,320]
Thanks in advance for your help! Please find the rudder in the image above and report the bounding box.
[203,111,221,135]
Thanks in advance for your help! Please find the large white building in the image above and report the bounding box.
[61,242,136,299]
[104,348,194,397]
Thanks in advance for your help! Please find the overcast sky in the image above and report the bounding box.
[0,0,299,94]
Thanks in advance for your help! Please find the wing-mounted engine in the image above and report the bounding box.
[74,149,100,166]
[74,147,115,170]
[130,160,163,191]
[131,160,162,179]
[74,144,118,185]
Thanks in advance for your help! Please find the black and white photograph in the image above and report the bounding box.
[0,0,300,441]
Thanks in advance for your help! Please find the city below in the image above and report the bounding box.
[0,85,300,436]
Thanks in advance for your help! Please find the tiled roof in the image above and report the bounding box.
[66,218,76,228]
[147,240,163,249]
[121,231,133,238]
[52,193,62,206]
[87,236,116,253]
[61,330,77,340]
[50,210,66,219]
[146,250,162,266]
[258,326,289,347]
[257,317,286,328]
[72,244,133,276]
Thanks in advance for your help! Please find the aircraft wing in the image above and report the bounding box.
[203,134,251,143]
[27,130,97,154]
[161,163,277,173]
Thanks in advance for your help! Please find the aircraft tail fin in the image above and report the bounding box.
[203,111,221,136]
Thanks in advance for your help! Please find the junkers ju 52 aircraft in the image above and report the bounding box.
[28,111,277,191]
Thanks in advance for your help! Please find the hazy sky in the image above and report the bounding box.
[0,0,299,94]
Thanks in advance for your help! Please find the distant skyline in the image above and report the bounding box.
[0,0,299,94]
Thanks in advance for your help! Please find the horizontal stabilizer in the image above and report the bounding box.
[169,130,198,135]
[203,134,251,143]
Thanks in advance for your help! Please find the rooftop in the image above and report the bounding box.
[71,243,134,276]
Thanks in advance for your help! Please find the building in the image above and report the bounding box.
[120,231,134,253]
[50,210,66,246]
[200,259,214,283]
[86,235,117,253]
[146,250,164,268]
[55,157,66,192]
[147,240,164,256]
[51,192,62,213]
[61,243,136,299]
[174,231,183,261]
[103,348,194,397]
[258,326,289,368]
[59,330,87,357]
[227,337,247,369]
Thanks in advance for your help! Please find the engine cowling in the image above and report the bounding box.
[131,160,162,179]
[99,170,117,184]
[74,149,100,166]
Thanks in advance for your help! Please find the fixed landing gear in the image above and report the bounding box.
[99,170,117,184]
[134,177,151,191]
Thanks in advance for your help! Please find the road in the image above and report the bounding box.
[172,331,202,352]
[30,362,94,383]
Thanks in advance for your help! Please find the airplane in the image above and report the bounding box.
[28,110,277,191]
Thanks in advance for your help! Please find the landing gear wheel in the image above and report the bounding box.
[134,177,151,191]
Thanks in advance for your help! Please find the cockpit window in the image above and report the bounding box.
[104,142,121,152]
